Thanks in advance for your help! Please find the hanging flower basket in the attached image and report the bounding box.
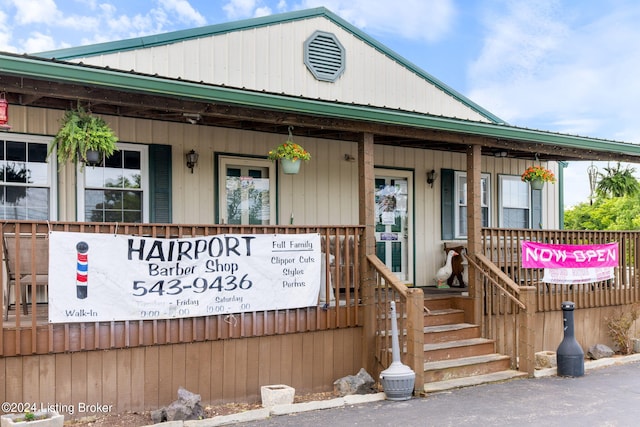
[529,178,545,190]
[267,136,311,175]
[521,165,555,189]
[280,158,302,174]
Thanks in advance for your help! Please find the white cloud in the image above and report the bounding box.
[223,0,263,19]
[294,0,455,42]
[159,0,207,26]
[467,0,640,144]
[9,0,62,25]
[0,9,17,52]
[22,32,57,52]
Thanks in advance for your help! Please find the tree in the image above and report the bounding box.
[595,162,640,198]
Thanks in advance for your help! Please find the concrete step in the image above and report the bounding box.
[424,323,480,343]
[423,337,496,362]
[424,308,465,327]
[423,370,528,393]
[423,353,512,383]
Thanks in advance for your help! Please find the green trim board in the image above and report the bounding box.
[3,52,640,158]
[35,7,504,124]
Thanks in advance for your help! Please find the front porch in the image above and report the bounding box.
[2,221,639,416]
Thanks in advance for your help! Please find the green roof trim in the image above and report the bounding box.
[35,7,505,124]
[3,53,640,158]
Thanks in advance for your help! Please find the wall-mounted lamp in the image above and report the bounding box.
[427,169,437,188]
[186,149,199,173]
[494,151,508,157]
[344,154,356,162]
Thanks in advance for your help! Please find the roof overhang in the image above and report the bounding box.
[2,52,640,163]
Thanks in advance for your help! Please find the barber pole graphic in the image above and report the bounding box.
[76,241,89,299]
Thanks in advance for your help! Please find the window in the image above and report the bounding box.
[454,171,490,238]
[499,175,530,228]
[78,143,149,222]
[0,134,56,219]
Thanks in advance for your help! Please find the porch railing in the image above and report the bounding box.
[476,227,640,374]
[0,221,364,356]
[466,253,536,374]
[368,254,424,393]
[481,228,640,312]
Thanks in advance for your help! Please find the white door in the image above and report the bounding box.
[218,156,276,225]
[374,169,413,284]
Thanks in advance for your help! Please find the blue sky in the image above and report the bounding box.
[1,0,639,207]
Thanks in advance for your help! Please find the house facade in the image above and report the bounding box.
[1,7,639,417]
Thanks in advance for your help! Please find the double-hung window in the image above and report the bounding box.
[499,175,530,228]
[454,171,490,238]
[0,134,56,219]
[78,143,149,222]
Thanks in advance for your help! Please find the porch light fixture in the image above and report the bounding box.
[0,92,10,131]
[186,149,199,173]
[427,170,437,188]
[494,151,507,157]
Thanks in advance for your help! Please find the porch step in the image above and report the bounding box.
[423,353,511,383]
[424,308,465,327]
[418,296,526,393]
[424,370,528,394]
[423,337,496,362]
[424,323,480,343]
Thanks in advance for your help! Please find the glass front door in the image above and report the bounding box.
[374,170,413,284]
[219,156,275,225]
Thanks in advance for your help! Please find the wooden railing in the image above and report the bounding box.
[466,253,536,374]
[0,221,364,356]
[368,254,424,393]
[481,228,640,312]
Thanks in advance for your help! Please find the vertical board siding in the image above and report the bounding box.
[72,18,487,122]
[0,328,363,419]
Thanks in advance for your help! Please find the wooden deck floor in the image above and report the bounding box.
[2,303,49,327]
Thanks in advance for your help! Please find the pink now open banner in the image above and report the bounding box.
[521,241,619,269]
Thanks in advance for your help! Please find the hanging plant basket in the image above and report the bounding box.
[530,178,545,190]
[280,158,301,174]
[267,126,311,174]
[48,104,118,169]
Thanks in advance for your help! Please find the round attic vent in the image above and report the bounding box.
[304,30,345,82]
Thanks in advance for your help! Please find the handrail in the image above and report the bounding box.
[367,253,424,393]
[467,253,525,309]
[366,254,408,296]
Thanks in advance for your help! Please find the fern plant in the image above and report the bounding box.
[48,104,118,167]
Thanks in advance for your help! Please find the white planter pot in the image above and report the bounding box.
[1,411,64,427]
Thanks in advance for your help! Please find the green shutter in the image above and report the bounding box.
[441,168,454,240]
[149,144,172,223]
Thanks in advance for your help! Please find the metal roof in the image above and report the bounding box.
[1,51,640,162]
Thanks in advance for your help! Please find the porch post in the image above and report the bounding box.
[359,132,377,375]
[466,144,482,325]
[518,286,537,375]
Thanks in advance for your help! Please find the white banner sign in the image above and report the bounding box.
[542,267,614,284]
[48,231,321,323]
